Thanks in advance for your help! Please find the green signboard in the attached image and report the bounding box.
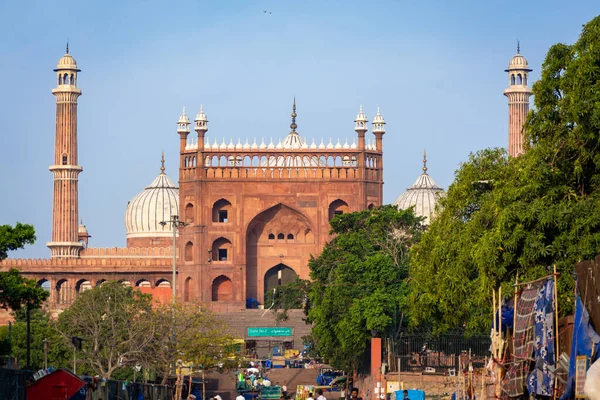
[247,327,292,337]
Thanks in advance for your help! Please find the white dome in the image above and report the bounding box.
[125,170,179,239]
[393,156,444,225]
[506,48,532,72]
[55,52,80,71]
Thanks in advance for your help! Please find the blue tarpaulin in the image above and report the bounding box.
[559,295,600,400]
[395,389,425,400]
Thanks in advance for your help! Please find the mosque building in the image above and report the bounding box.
[0,47,532,349]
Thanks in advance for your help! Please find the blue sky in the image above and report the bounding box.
[1,0,598,258]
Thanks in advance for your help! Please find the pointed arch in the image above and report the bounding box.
[212,275,233,301]
[185,241,193,262]
[185,202,194,224]
[212,199,232,223]
[264,264,297,296]
[329,199,349,221]
[184,277,193,302]
[212,237,232,262]
[75,279,92,293]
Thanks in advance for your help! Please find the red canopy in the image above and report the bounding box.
[26,369,86,400]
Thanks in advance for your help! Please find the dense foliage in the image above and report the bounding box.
[409,16,600,333]
[0,309,70,370]
[57,281,237,381]
[308,205,424,371]
[0,223,35,260]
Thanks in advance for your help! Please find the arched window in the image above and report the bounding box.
[517,74,522,85]
[58,75,63,85]
[524,75,528,85]
[185,203,194,224]
[64,73,69,84]
[56,279,72,304]
[511,74,516,85]
[268,233,275,240]
[62,154,68,165]
[277,233,285,240]
[136,279,151,288]
[70,74,74,85]
[212,237,232,262]
[185,241,193,262]
[212,199,232,223]
[329,199,349,221]
[287,233,294,240]
[75,279,92,293]
[368,203,375,210]
[156,280,171,288]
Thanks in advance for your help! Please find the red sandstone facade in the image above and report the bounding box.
[0,47,530,329]
[0,51,383,321]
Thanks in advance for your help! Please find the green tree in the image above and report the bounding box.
[151,304,239,384]
[264,277,311,322]
[56,281,158,378]
[0,224,49,369]
[409,16,600,333]
[307,205,424,371]
[0,223,35,260]
[0,309,70,370]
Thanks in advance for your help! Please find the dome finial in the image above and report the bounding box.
[160,151,165,173]
[66,40,69,54]
[517,39,520,54]
[290,97,298,133]
[423,149,428,174]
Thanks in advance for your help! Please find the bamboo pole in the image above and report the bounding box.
[498,287,502,340]
[513,273,553,287]
[553,265,560,399]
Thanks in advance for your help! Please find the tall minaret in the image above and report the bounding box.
[504,43,533,157]
[47,46,83,258]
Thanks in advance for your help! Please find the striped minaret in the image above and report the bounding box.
[47,45,83,258]
[504,43,533,157]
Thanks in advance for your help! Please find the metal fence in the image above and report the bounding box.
[0,368,28,400]
[392,334,491,374]
[71,380,172,400]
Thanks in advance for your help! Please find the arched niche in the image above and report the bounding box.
[212,199,232,223]
[329,199,349,221]
[185,203,194,224]
[212,237,232,262]
[185,241,193,262]
[212,275,233,301]
[184,277,193,302]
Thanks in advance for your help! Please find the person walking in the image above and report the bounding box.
[317,389,326,400]
[282,383,288,399]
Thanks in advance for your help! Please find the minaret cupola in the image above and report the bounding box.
[177,107,190,135]
[194,105,208,133]
[372,107,385,152]
[354,105,368,150]
[372,107,386,135]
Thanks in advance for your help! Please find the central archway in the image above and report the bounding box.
[264,263,297,298]
[245,203,313,303]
